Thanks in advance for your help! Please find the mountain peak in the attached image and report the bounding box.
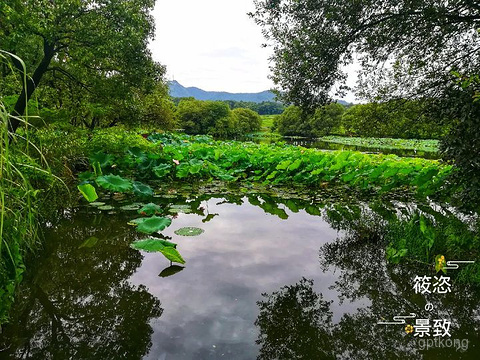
[169,81,276,103]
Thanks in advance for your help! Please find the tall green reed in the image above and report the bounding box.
[0,50,51,325]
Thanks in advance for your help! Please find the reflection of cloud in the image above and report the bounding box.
[131,197,368,359]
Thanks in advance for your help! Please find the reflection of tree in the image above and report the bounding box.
[256,210,480,359]
[255,278,335,360]
[1,209,162,359]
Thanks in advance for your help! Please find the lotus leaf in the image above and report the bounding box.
[90,152,115,168]
[136,216,172,234]
[160,247,186,264]
[174,227,204,236]
[153,164,172,178]
[130,238,177,252]
[127,218,145,226]
[120,204,142,211]
[96,175,132,192]
[133,181,153,197]
[78,184,98,202]
[98,205,115,211]
[138,203,162,216]
[89,202,106,207]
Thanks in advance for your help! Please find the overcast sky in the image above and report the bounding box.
[150,0,272,93]
[150,0,357,102]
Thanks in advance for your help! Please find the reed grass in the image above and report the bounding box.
[0,50,51,325]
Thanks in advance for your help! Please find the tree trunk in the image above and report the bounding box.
[9,38,55,134]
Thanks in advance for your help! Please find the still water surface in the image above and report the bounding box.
[0,193,478,359]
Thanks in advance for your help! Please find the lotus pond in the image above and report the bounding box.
[0,183,478,359]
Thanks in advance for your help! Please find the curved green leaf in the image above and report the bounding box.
[136,216,172,234]
[78,183,98,202]
[96,174,132,192]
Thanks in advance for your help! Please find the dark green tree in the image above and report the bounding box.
[0,0,164,132]
[251,0,480,206]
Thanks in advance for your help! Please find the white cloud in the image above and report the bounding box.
[150,0,274,93]
[150,0,359,102]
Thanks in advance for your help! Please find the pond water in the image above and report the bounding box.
[248,136,440,159]
[285,139,440,159]
[0,190,478,359]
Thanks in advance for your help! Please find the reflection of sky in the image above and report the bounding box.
[129,197,370,359]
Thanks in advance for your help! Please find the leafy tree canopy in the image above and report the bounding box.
[250,0,480,108]
[0,0,165,132]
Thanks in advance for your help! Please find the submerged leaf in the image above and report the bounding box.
[96,175,132,192]
[136,216,172,234]
[174,227,204,236]
[79,236,99,249]
[78,184,98,202]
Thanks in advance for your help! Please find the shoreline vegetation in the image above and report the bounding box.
[1,1,479,334]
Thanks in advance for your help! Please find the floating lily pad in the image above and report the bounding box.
[136,216,172,234]
[112,193,126,201]
[89,202,106,207]
[138,203,162,216]
[174,227,204,236]
[98,205,115,211]
[96,174,132,192]
[120,204,142,211]
[79,236,99,249]
[159,265,185,278]
[168,208,192,214]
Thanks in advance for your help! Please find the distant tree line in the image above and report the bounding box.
[274,100,449,139]
[176,98,262,137]
[172,98,285,115]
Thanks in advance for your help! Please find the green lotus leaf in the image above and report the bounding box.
[89,202,106,207]
[127,217,145,226]
[136,216,172,234]
[138,203,162,216]
[153,163,172,178]
[174,227,204,236]
[90,152,114,168]
[98,205,115,211]
[78,183,98,202]
[96,175,132,192]
[160,247,186,264]
[130,238,177,252]
[159,265,185,277]
[133,181,153,197]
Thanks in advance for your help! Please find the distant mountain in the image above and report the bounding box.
[169,81,276,103]
[169,81,352,106]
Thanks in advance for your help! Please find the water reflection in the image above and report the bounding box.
[0,211,162,359]
[0,191,478,359]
